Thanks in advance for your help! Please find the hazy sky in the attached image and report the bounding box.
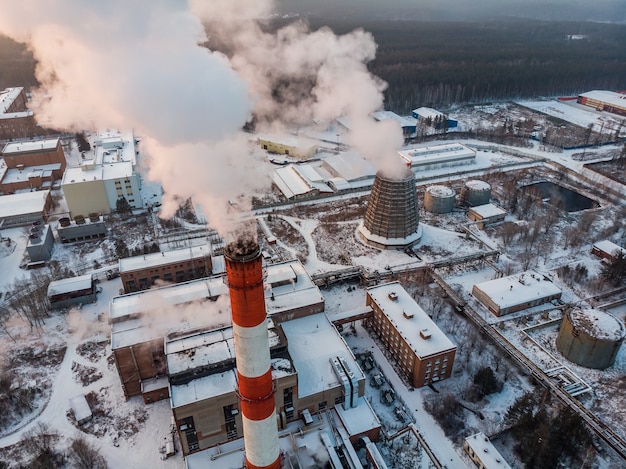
[276,0,626,22]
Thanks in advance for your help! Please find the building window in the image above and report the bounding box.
[318,401,327,411]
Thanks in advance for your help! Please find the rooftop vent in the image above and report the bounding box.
[403,310,414,319]
[420,329,432,339]
[388,291,398,302]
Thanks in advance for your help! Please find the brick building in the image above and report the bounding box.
[0,87,43,140]
[0,138,66,192]
[365,282,456,388]
[119,245,214,293]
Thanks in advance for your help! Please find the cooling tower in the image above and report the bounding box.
[225,238,281,469]
[357,168,422,250]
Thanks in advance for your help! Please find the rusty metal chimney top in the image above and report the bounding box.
[224,236,260,263]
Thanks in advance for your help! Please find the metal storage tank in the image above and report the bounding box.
[461,180,491,207]
[556,307,625,370]
[357,167,421,250]
[424,185,455,214]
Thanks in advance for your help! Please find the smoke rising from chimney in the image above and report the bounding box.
[0,0,405,231]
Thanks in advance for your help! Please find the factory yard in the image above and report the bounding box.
[1,98,626,468]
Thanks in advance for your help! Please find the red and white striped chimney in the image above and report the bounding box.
[225,238,281,469]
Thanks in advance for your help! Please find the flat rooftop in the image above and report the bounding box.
[0,190,49,218]
[464,432,512,469]
[118,244,214,273]
[2,138,59,154]
[367,282,456,359]
[0,87,22,113]
[580,90,626,109]
[398,142,476,167]
[48,274,93,296]
[280,313,363,398]
[473,270,562,310]
[469,203,507,218]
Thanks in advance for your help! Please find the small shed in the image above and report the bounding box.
[468,203,506,229]
[70,394,92,425]
[591,240,626,262]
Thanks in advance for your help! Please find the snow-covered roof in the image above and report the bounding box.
[372,110,417,128]
[47,274,93,296]
[367,282,456,359]
[101,161,135,180]
[579,90,626,109]
[412,107,444,119]
[258,133,318,150]
[0,87,23,113]
[110,276,225,322]
[568,308,625,341]
[118,244,213,273]
[464,432,512,469]
[469,203,507,219]
[69,395,92,423]
[321,152,376,182]
[473,271,562,311]
[93,129,137,165]
[593,240,626,257]
[0,190,50,218]
[465,179,491,190]
[170,369,237,408]
[1,138,59,155]
[280,313,363,398]
[62,165,104,185]
[1,163,61,184]
[273,165,315,199]
[426,185,455,198]
[398,142,475,168]
[265,259,325,318]
[335,398,381,439]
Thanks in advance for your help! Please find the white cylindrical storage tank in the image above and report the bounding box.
[424,185,455,214]
[461,180,491,207]
[556,308,625,370]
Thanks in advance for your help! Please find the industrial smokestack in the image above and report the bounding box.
[225,237,280,469]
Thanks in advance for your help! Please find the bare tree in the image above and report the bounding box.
[68,436,108,469]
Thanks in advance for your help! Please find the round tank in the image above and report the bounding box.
[89,212,100,223]
[74,215,85,225]
[424,185,455,214]
[461,180,491,207]
[59,217,71,227]
[556,308,625,370]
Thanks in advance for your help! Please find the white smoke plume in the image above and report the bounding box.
[0,0,405,233]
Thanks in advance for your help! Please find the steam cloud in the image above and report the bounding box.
[0,0,404,233]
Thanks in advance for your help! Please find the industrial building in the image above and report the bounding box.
[556,307,625,370]
[0,190,51,228]
[472,271,562,317]
[591,240,626,262]
[467,203,507,229]
[47,274,97,309]
[258,134,319,160]
[26,223,54,262]
[398,142,475,171]
[372,110,417,138]
[0,87,43,140]
[118,244,214,293]
[577,90,626,117]
[464,433,512,469]
[272,151,376,200]
[56,215,107,243]
[411,107,458,129]
[110,259,324,400]
[357,168,422,250]
[61,129,143,217]
[365,282,457,388]
[0,138,66,193]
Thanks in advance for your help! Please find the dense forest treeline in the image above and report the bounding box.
[305,18,626,113]
[2,18,626,115]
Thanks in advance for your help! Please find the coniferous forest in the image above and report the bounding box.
[306,18,626,112]
[2,18,626,114]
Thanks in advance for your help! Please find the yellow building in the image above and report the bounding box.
[258,134,318,160]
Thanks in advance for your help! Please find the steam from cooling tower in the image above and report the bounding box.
[0,0,405,231]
